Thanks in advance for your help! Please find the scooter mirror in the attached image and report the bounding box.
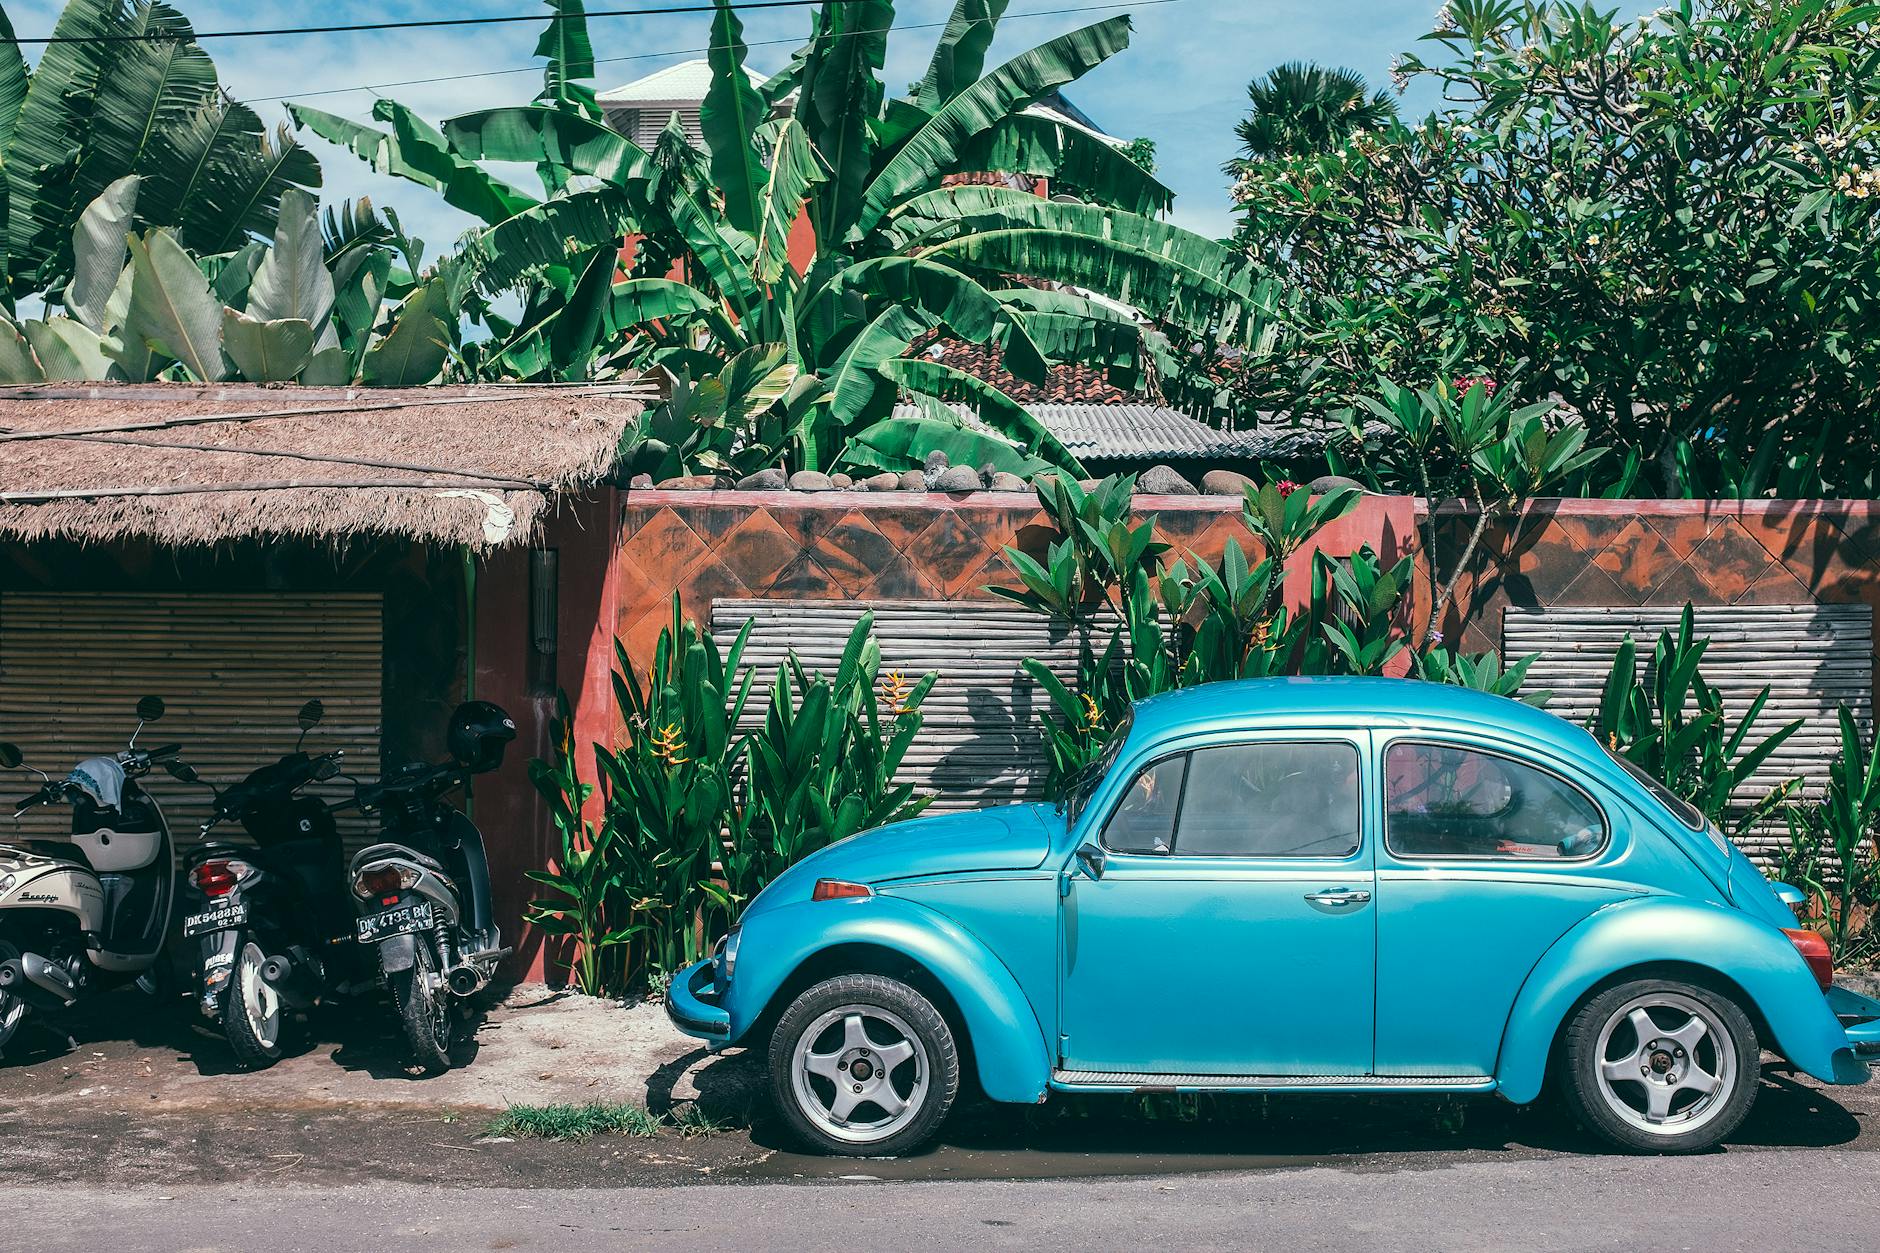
[298,698,325,731]
[0,742,21,769]
[136,695,166,723]
[166,761,199,784]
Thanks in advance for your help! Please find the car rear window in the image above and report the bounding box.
[1386,740,1607,860]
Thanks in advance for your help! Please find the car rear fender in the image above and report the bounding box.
[1495,896,1867,1104]
[731,894,1051,1105]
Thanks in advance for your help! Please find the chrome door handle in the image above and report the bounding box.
[1304,887,1372,906]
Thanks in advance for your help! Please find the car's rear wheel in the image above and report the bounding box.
[1561,977,1758,1153]
[768,974,959,1157]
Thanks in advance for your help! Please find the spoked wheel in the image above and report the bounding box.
[223,939,286,1071]
[0,940,27,1060]
[769,974,959,1157]
[391,940,453,1076]
[1563,978,1758,1153]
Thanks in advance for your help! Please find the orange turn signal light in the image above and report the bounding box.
[811,878,872,902]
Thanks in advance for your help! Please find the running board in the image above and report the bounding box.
[1051,1070,1496,1092]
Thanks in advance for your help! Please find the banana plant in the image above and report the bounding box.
[0,0,319,303]
[294,0,1263,475]
[0,178,459,385]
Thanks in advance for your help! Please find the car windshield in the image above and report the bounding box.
[1605,748,1705,830]
[1064,712,1133,823]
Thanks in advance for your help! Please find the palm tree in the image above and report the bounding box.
[1228,62,1397,169]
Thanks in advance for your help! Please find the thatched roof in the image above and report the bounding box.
[0,382,655,549]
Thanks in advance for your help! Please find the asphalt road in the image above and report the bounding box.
[8,1146,1880,1253]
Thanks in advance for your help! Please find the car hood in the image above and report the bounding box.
[750,803,1063,911]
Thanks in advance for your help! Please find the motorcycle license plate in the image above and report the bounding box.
[356,901,433,944]
[182,901,249,938]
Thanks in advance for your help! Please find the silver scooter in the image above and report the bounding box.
[0,697,191,1060]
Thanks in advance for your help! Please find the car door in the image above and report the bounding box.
[1057,732,1376,1078]
[1372,735,1635,1078]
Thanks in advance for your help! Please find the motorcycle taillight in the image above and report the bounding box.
[194,860,237,897]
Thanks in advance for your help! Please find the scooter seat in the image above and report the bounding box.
[349,842,448,877]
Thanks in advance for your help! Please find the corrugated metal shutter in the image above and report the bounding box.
[0,592,383,853]
[711,599,1109,811]
[1504,604,1873,857]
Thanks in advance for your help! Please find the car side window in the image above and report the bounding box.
[1175,741,1361,857]
[1102,754,1186,854]
[1385,740,1607,860]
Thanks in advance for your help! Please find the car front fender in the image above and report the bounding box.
[725,894,1051,1105]
[1496,896,1868,1104]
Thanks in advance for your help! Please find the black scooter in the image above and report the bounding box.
[347,700,514,1075]
[178,699,368,1070]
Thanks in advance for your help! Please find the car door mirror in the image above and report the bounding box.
[1074,842,1106,880]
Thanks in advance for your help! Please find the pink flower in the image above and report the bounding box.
[1276,479,1300,497]
[1451,375,1499,398]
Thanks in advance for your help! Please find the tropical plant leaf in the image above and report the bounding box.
[246,188,335,335]
[66,175,141,333]
[842,256,1006,341]
[844,411,1048,476]
[957,111,1172,216]
[362,277,452,385]
[700,0,768,234]
[826,304,935,427]
[536,0,597,104]
[606,277,720,327]
[799,0,893,244]
[916,0,1010,111]
[123,228,227,381]
[76,1,217,214]
[854,15,1133,238]
[752,118,824,285]
[0,7,28,160]
[331,247,392,363]
[143,104,323,255]
[209,239,267,309]
[289,102,535,227]
[878,356,1084,472]
[23,316,114,381]
[464,187,638,291]
[0,314,44,382]
[302,344,353,385]
[220,310,314,382]
[442,105,650,185]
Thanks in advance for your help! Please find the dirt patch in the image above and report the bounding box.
[0,982,761,1119]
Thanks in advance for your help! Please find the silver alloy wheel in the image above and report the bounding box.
[790,1004,930,1146]
[415,942,450,1050]
[236,942,282,1051]
[0,941,24,1051]
[1594,991,1737,1136]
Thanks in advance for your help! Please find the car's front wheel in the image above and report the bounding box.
[1561,977,1759,1153]
[768,974,959,1156]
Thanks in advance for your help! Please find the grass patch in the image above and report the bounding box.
[485,1101,663,1142]
[667,1102,735,1137]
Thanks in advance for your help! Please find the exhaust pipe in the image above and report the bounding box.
[445,964,485,997]
[259,952,321,1009]
[0,954,77,1007]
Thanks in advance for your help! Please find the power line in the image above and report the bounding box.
[249,0,1180,104]
[6,0,833,45]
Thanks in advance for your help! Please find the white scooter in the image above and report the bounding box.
[0,696,191,1059]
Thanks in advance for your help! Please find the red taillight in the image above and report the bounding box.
[361,868,403,898]
[811,878,872,902]
[194,860,236,898]
[1784,928,1833,990]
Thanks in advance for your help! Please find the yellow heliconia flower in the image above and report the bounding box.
[1081,693,1103,730]
[651,722,690,767]
[881,670,915,716]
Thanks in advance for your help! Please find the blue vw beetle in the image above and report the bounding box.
[668,677,1880,1156]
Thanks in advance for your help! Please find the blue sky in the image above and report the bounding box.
[12,0,1444,246]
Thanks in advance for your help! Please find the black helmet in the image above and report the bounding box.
[448,700,516,773]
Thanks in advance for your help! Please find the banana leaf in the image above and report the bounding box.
[853,15,1133,238]
[536,0,596,104]
[752,118,824,286]
[24,316,114,381]
[700,0,767,234]
[957,111,1172,216]
[606,278,721,327]
[926,227,1254,343]
[0,315,44,382]
[843,411,1048,476]
[841,256,1006,342]
[0,8,26,159]
[878,356,1083,472]
[144,107,322,255]
[800,0,893,244]
[442,105,649,186]
[548,247,616,376]
[915,0,1010,111]
[826,304,935,428]
[76,2,216,214]
[363,277,451,386]
[66,175,141,333]
[123,228,226,381]
[246,188,335,336]
[220,310,314,382]
[464,187,637,292]
[290,103,535,227]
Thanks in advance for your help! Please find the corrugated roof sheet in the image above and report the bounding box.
[892,402,1263,460]
[597,59,766,104]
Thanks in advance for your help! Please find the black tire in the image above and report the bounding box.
[390,940,453,1076]
[767,973,960,1157]
[1560,977,1759,1154]
[223,937,288,1072]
